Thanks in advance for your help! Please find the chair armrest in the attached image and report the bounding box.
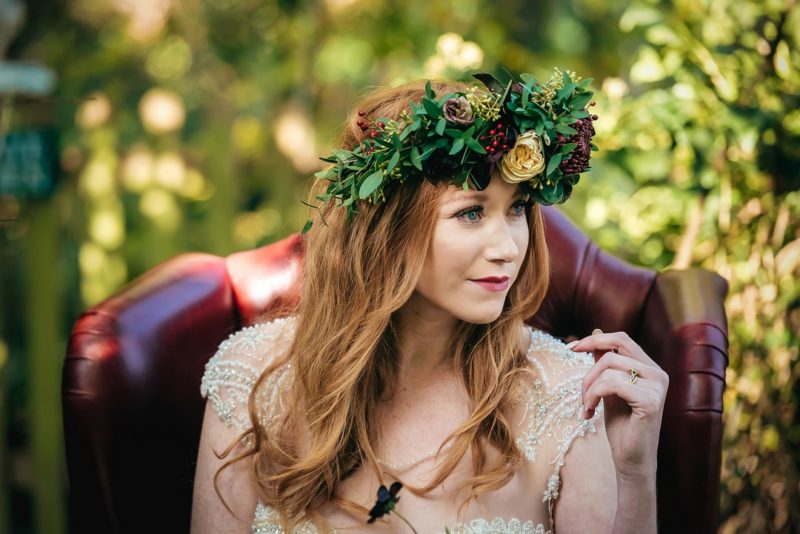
[639,267,729,534]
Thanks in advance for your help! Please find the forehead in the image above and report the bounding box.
[440,187,528,205]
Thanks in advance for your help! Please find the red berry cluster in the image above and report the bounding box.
[479,121,510,155]
[356,110,386,156]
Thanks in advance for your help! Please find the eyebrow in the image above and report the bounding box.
[445,190,529,205]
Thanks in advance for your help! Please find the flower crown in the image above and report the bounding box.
[301,67,598,234]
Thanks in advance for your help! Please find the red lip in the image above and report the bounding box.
[471,276,510,283]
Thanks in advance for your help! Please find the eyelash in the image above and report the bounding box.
[455,199,533,225]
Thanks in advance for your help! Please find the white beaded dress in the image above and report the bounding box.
[200,315,605,534]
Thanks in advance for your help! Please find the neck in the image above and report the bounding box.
[392,293,460,390]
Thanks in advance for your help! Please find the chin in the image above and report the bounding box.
[454,304,505,325]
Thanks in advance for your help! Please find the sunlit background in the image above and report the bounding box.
[0,0,798,532]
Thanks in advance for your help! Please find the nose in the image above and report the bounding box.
[485,218,519,263]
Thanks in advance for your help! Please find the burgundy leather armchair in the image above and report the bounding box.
[62,205,729,534]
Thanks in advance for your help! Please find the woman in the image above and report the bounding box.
[191,71,669,533]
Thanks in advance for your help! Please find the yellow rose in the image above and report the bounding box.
[499,130,546,184]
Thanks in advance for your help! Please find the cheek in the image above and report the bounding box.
[515,224,530,258]
[419,223,475,287]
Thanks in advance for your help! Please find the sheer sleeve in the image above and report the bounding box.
[200,314,298,447]
[516,327,605,530]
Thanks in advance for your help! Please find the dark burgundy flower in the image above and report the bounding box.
[559,112,597,175]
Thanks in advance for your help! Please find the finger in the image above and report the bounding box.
[566,332,655,367]
[582,352,662,398]
[584,371,664,417]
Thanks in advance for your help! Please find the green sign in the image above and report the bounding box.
[0,129,58,199]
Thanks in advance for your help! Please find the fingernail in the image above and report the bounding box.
[566,340,579,350]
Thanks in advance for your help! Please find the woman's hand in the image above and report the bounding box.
[566,330,669,480]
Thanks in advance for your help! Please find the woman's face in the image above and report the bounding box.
[414,172,531,324]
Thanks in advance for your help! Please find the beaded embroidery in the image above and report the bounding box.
[200,319,604,534]
[200,315,297,448]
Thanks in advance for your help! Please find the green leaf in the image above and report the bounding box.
[419,145,436,160]
[578,78,593,89]
[556,83,576,101]
[314,168,335,179]
[436,117,446,135]
[465,137,487,154]
[546,153,563,175]
[422,97,442,118]
[301,219,313,234]
[449,138,464,155]
[444,128,464,139]
[358,170,384,199]
[570,109,590,119]
[332,148,352,161]
[387,151,400,172]
[410,146,423,170]
[560,142,578,153]
[553,124,578,136]
[399,124,415,141]
[570,92,593,109]
[425,80,435,99]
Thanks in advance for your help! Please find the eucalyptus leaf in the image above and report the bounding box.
[546,153,563,175]
[554,124,578,136]
[410,146,423,170]
[449,138,464,155]
[570,93,593,109]
[387,151,400,172]
[358,170,384,199]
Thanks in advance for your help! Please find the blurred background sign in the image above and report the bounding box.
[0,129,58,199]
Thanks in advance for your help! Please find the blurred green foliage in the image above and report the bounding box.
[0,0,798,532]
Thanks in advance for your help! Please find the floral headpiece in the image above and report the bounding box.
[301,67,598,234]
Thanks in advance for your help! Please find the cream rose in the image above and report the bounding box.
[499,130,546,184]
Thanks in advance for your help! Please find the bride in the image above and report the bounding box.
[191,70,668,534]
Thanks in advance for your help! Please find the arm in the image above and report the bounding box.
[191,401,258,534]
[526,328,663,533]
[612,471,657,534]
[191,316,298,533]
[551,412,616,533]
[553,418,658,534]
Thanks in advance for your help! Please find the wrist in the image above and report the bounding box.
[616,465,657,487]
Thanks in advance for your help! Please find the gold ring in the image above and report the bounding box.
[628,368,640,384]
[592,328,618,353]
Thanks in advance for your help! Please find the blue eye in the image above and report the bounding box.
[455,200,531,225]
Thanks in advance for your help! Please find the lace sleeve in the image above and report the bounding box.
[200,314,298,445]
[517,328,605,530]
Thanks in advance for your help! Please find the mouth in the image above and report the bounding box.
[471,276,510,283]
[469,276,510,292]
